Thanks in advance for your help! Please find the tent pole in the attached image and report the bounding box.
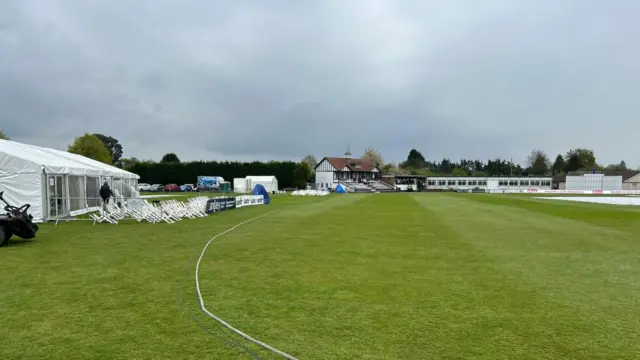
[42,169,49,223]
[65,174,70,218]
[83,176,87,208]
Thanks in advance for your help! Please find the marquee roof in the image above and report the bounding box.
[0,139,139,178]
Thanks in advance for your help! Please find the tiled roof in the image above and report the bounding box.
[615,170,640,181]
[321,157,379,172]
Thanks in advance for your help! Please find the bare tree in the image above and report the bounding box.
[301,154,317,169]
[362,147,383,166]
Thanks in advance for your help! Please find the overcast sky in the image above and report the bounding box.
[1,1,639,167]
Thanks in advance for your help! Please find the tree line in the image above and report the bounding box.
[373,148,633,177]
[2,129,634,184]
[128,160,306,188]
[62,133,311,188]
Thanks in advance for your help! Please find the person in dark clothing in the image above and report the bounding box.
[99,181,113,209]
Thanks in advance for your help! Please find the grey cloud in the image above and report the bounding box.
[1,0,639,166]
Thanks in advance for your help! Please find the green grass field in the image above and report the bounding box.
[2,193,640,359]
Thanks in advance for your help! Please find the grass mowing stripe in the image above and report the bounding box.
[412,193,640,358]
[195,208,299,360]
[181,196,336,359]
[199,194,498,359]
[196,195,373,359]
[3,193,640,359]
[178,242,266,360]
[456,193,640,233]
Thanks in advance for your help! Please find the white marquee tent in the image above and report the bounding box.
[246,175,278,193]
[0,139,140,222]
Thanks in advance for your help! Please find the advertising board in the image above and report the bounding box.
[204,195,265,213]
[197,176,221,190]
[204,196,236,214]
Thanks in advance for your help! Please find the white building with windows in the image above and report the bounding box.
[424,176,552,191]
[384,175,553,191]
[314,156,381,190]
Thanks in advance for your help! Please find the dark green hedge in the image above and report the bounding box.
[129,161,301,188]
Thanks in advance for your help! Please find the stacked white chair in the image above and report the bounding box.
[105,202,129,220]
[126,200,175,223]
[185,196,209,216]
[90,206,120,224]
[87,194,265,225]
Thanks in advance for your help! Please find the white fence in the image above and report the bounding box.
[565,174,622,191]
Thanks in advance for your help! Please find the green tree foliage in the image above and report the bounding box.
[410,168,435,176]
[293,161,313,188]
[119,157,141,171]
[564,153,582,173]
[362,147,383,167]
[67,133,112,164]
[129,160,299,188]
[564,148,596,172]
[451,167,468,176]
[93,134,123,165]
[437,159,453,174]
[382,162,410,175]
[457,159,477,174]
[380,147,603,177]
[484,158,521,176]
[0,129,8,140]
[603,160,628,173]
[525,149,551,175]
[551,154,565,175]
[402,149,426,169]
[160,153,180,163]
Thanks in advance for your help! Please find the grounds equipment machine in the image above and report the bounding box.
[0,191,39,246]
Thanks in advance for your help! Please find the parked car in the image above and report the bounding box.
[138,183,151,192]
[150,184,164,192]
[164,184,180,192]
[180,184,195,192]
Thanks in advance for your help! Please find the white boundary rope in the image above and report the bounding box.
[195,209,299,360]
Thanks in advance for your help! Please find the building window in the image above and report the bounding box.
[541,180,551,186]
[438,180,446,186]
[520,180,529,186]
[479,180,487,186]
[427,180,436,185]
[447,180,455,186]
[509,180,517,186]
[458,180,467,186]
[530,180,540,186]
[468,180,477,186]
[499,180,507,186]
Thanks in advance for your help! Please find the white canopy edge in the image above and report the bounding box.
[0,139,139,178]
